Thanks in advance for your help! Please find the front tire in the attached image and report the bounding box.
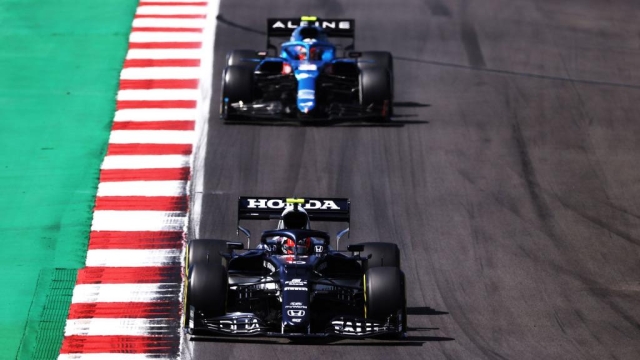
[186,263,228,324]
[364,267,406,333]
[359,67,392,121]
[221,65,254,121]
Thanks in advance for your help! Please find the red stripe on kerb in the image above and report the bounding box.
[76,266,182,284]
[139,1,207,5]
[60,335,179,354]
[120,79,199,90]
[67,301,179,319]
[100,168,190,182]
[117,100,196,109]
[123,59,200,68]
[107,143,193,156]
[89,231,182,249]
[129,42,202,49]
[112,121,195,131]
[94,196,188,211]
[132,27,203,33]
[135,14,206,19]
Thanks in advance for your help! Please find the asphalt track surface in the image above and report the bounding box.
[186,0,640,359]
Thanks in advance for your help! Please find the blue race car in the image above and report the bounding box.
[220,16,394,122]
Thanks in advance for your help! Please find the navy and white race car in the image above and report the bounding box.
[220,16,394,122]
[184,197,406,339]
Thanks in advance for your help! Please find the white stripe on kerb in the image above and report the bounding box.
[109,130,195,145]
[130,32,203,43]
[133,18,206,29]
[86,249,182,267]
[121,67,200,80]
[71,283,181,303]
[136,6,207,15]
[91,211,186,231]
[65,318,177,336]
[114,108,196,122]
[126,49,202,59]
[117,89,199,101]
[59,354,175,360]
[97,181,187,196]
[101,155,191,169]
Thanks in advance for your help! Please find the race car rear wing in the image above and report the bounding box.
[237,196,350,249]
[266,16,356,53]
[238,196,350,222]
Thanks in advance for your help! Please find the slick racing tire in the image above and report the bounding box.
[226,49,259,69]
[186,239,228,275]
[187,264,228,319]
[355,242,401,272]
[357,51,393,74]
[359,67,392,122]
[364,267,406,330]
[358,51,394,116]
[221,65,254,120]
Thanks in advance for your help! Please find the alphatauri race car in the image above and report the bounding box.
[184,197,406,339]
[220,16,394,122]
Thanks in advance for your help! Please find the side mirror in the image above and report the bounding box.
[227,242,244,250]
[347,244,364,252]
[238,226,251,248]
[336,228,350,250]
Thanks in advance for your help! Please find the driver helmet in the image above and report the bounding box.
[296,46,307,60]
[278,205,311,254]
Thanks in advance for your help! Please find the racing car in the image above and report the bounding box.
[184,197,406,339]
[220,16,394,122]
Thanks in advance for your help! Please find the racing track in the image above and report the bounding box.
[187,0,640,359]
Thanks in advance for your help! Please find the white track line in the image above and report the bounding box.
[133,18,206,28]
[126,49,202,59]
[101,155,191,169]
[60,355,175,360]
[71,283,181,303]
[114,109,196,122]
[136,6,207,16]
[117,89,199,101]
[65,318,177,336]
[91,211,186,231]
[130,32,203,43]
[109,131,195,145]
[120,67,200,80]
[97,181,187,196]
[86,249,182,267]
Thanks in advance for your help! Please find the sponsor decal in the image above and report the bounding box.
[292,318,302,323]
[331,320,385,334]
[285,301,308,309]
[287,310,306,317]
[296,72,312,80]
[246,199,341,210]
[298,64,317,71]
[314,245,324,253]
[299,101,314,107]
[263,261,275,273]
[285,278,306,286]
[284,286,307,291]
[298,89,315,99]
[272,20,351,30]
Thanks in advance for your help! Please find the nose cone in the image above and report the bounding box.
[295,68,317,114]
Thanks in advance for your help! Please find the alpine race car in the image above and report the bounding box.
[184,197,407,339]
[220,16,394,122]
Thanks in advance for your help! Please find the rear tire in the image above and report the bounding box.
[364,267,406,329]
[359,67,392,122]
[355,242,400,272]
[221,65,254,120]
